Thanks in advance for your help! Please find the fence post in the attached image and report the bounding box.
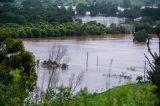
[86,52,88,72]
[97,56,98,71]
[144,61,146,82]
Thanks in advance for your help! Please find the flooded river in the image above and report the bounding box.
[23,35,158,93]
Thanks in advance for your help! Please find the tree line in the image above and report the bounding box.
[0,2,73,25]
[0,22,159,38]
[0,22,126,38]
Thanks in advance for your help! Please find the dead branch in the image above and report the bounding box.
[69,74,75,90]
[70,71,84,93]
[44,44,70,88]
[146,38,156,60]
[144,53,155,70]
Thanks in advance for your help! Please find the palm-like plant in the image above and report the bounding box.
[145,30,160,105]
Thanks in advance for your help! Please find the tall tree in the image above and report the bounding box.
[0,32,37,92]
[76,3,87,16]
[0,0,14,2]
[151,0,156,7]
[21,0,42,8]
[123,0,131,8]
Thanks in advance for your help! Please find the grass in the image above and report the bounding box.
[70,83,157,106]
[112,0,146,6]
[36,83,157,106]
[18,0,160,6]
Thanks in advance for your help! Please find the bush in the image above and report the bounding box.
[133,30,150,42]
[0,35,37,105]
[136,76,143,83]
[32,28,41,38]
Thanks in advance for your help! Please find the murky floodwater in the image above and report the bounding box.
[23,35,158,93]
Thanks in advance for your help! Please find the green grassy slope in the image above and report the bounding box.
[114,0,144,5]
[68,0,144,5]
[17,0,160,6]
[71,84,157,106]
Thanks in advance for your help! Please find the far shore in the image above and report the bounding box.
[22,34,157,42]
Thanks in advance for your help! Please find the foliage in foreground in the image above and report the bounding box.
[24,84,157,106]
[144,30,160,105]
[0,33,37,105]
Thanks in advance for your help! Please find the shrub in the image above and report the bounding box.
[136,76,143,83]
[133,30,150,42]
[32,28,41,38]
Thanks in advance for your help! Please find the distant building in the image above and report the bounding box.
[134,17,142,21]
[118,6,125,12]
[58,6,76,11]
[85,11,91,16]
[140,6,158,9]
[78,16,126,26]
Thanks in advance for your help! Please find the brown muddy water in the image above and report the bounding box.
[23,35,158,93]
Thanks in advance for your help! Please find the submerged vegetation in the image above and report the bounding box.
[133,30,151,42]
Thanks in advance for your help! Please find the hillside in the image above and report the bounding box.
[15,0,160,6]
[75,84,157,106]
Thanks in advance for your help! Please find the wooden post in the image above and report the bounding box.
[97,56,98,71]
[157,30,160,56]
[86,52,88,72]
[108,59,113,90]
[41,70,46,101]
[144,61,146,82]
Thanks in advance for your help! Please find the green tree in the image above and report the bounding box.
[21,0,42,8]
[0,12,15,23]
[29,15,44,24]
[133,30,150,42]
[0,32,37,105]
[122,0,131,8]
[0,0,14,2]
[136,76,143,83]
[14,15,27,25]
[76,3,87,16]
[0,69,29,106]
[140,16,153,24]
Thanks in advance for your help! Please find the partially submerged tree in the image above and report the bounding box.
[42,44,70,88]
[133,30,151,42]
[136,76,143,83]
